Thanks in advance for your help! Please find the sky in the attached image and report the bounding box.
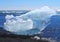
[0,0,60,10]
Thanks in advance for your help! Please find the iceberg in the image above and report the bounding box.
[19,6,56,31]
[4,6,56,35]
[4,16,33,32]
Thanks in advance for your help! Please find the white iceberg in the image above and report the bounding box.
[4,15,33,32]
[4,6,56,35]
[19,6,56,31]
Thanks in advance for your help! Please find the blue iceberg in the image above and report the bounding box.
[4,6,57,35]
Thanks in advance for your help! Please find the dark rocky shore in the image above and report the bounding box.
[0,37,50,42]
[0,27,50,42]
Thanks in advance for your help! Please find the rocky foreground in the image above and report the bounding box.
[0,37,50,42]
[0,27,51,42]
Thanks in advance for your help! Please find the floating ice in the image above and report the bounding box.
[5,15,14,20]
[19,6,56,31]
[33,36,40,40]
[4,6,56,35]
[4,15,33,32]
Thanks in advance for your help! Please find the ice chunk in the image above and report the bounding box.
[19,6,56,31]
[5,15,14,20]
[4,17,33,32]
[4,6,56,35]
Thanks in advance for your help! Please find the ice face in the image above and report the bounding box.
[4,16,33,32]
[19,6,56,31]
[4,6,56,35]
